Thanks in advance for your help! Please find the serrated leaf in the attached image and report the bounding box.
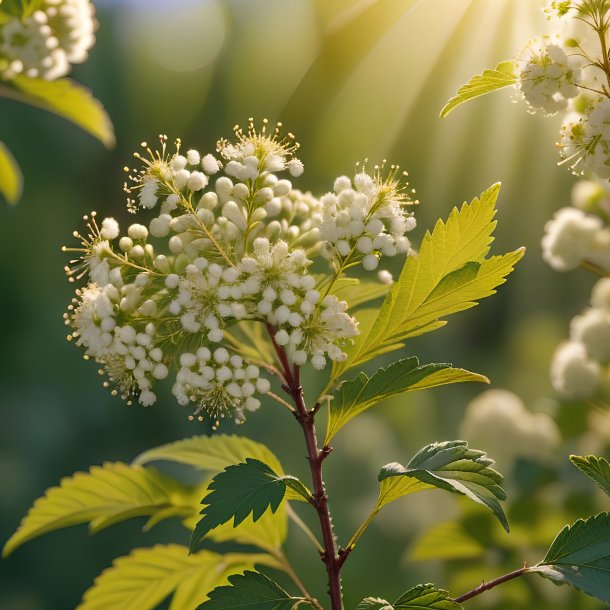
[199,569,308,609]
[570,455,610,497]
[134,434,284,476]
[440,60,518,118]
[76,544,278,610]
[331,184,524,380]
[190,459,309,552]
[410,521,485,561]
[9,76,115,147]
[325,357,487,442]
[0,140,22,204]
[3,462,194,557]
[532,513,610,603]
[358,584,461,609]
[378,441,508,532]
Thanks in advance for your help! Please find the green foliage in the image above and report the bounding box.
[134,434,284,475]
[330,184,524,382]
[325,357,488,442]
[190,459,310,552]
[330,277,390,309]
[440,61,518,118]
[409,521,486,561]
[2,462,195,557]
[378,441,509,532]
[570,455,610,497]
[532,513,610,603]
[8,76,115,147]
[199,570,310,609]
[0,140,22,205]
[76,545,278,610]
[357,584,461,609]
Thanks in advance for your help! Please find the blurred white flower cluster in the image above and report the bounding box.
[63,120,416,425]
[513,2,610,177]
[551,277,610,399]
[0,0,96,80]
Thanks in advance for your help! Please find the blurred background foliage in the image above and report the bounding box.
[1,0,609,608]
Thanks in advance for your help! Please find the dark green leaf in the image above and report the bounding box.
[440,61,518,118]
[190,459,309,552]
[532,513,610,603]
[357,584,461,609]
[326,358,487,442]
[10,76,115,147]
[198,570,308,609]
[570,455,610,497]
[378,441,508,532]
[0,140,22,204]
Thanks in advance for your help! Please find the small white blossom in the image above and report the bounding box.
[551,341,601,399]
[571,308,610,362]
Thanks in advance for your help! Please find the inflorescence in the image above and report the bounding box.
[63,120,417,426]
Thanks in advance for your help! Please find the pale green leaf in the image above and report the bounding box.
[532,513,610,603]
[226,321,275,365]
[358,584,461,609]
[76,544,278,610]
[190,459,309,552]
[133,434,284,476]
[199,570,309,609]
[10,75,115,147]
[440,61,518,118]
[331,278,390,309]
[410,521,485,561]
[325,358,488,442]
[331,184,524,379]
[570,455,610,497]
[0,140,22,205]
[3,462,193,557]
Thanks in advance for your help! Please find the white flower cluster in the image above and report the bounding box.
[541,185,610,272]
[0,0,96,80]
[551,278,610,400]
[319,168,416,272]
[517,35,580,116]
[64,121,415,424]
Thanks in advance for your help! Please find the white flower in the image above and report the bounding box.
[550,341,600,399]
[591,278,610,310]
[541,207,603,271]
[100,217,119,240]
[571,308,610,362]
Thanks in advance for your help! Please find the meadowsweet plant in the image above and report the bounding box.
[5,121,610,610]
[0,0,113,205]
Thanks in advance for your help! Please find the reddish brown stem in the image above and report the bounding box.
[453,566,528,604]
[267,325,344,610]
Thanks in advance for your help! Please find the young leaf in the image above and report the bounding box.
[378,441,509,532]
[357,584,461,609]
[531,513,610,603]
[440,61,518,118]
[332,184,524,380]
[199,570,309,609]
[0,140,22,204]
[8,76,115,147]
[190,459,310,552]
[76,544,278,610]
[325,357,488,442]
[570,455,610,497]
[134,434,284,476]
[3,462,194,557]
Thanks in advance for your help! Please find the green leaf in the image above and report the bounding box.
[331,278,390,309]
[358,584,461,609]
[410,521,486,562]
[440,60,518,118]
[190,459,309,552]
[325,357,487,442]
[331,184,524,380]
[76,544,278,610]
[199,570,309,609]
[532,513,610,603]
[134,434,284,476]
[0,140,22,204]
[378,441,509,532]
[570,455,610,497]
[3,462,194,557]
[9,76,115,147]
[226,321,275,365]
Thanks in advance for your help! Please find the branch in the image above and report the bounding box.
[453,565,529,604]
